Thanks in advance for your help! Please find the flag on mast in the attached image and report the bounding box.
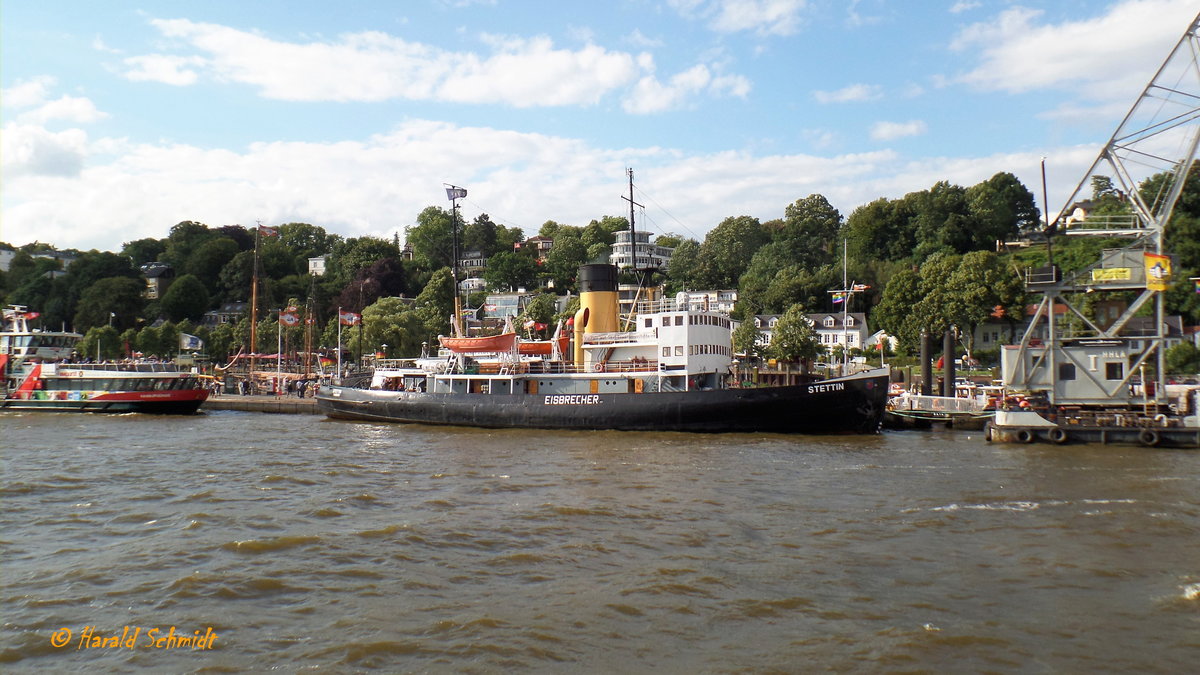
[339,311,361,326]
[445,186,467,200]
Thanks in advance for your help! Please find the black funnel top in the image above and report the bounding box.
[578,264,618,293]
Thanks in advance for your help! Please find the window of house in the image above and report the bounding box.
[823,317,834,327]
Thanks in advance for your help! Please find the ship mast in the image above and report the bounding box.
[620,168,649,328]
[249,222,261,383]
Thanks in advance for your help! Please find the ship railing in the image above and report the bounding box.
[584,330,656,345]
[631,297,729,315]
[60,362,185,373]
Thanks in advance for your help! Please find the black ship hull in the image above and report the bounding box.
[317,370,889,434]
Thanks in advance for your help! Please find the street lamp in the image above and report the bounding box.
[381,343,388,360]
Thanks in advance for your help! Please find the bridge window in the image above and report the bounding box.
[1105,362,1123,380]
[1058,363,1076,380]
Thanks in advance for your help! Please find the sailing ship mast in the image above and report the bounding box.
[620,168,648,328]
[249,222,262,382]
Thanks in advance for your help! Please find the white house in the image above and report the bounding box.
[308,256,327,276]
[611,230,672,271]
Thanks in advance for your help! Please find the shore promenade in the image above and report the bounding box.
[201,394,319,415]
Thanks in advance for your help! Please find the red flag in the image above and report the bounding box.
[259,225,279,237]
[339,311,361,326]
[279,313,300,327]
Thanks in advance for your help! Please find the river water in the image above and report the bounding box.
[1,410,1197,673]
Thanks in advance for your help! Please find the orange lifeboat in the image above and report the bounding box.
[517,335,570,356]
[439,332,518,353]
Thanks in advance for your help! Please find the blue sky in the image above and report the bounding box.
[2,0,1196,253]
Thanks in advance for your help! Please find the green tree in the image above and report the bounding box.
[74,277,145,331]
[121,237,166,267]
[483,251,538,291]
[136,325,166,358]
[943,251,1025,355]
[908,181,970,259]
[186,237,240,293]
[413,268,456,340]
[1165,342,1200,375]
[521,293,558,336]
[543,235,589,291]
[872,267,925,353]
[206,323,236,361]
[845,197,915,263]
[966,172,1040,242]
[161,221,215,270]
[461,213,499,257]
[363,296,426,357]
[328,236,401,286]
[664,238,701,293]
[217,251,255,303]
[732,317,765,360]
[582,221,618,249]
[696,216,770,288]
[780,194,842,267]
[77,326,122,361]
[161,274,210,322]
[767,304,821,365]
[405,206,456,274]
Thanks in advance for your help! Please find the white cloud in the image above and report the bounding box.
[1,123,89,178]
[668,0,810,37]
[949,1,980,14]
[952,0,1196,102]
[626,29,664,49]
[92,35,122,54]
[123,54,206,86]
[128,19,642,107]
[118,18,757,112]
[1,117,1097,254]
[813,83,881,104]
[2,77,57,109]
[1,78,107,129]
[870,120,927,141]
[16,96,108,126]
[623,64,751,114]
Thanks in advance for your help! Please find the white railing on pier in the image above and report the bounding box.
[889,393,990,414]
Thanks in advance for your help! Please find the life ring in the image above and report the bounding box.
[1015,428,1034,444]
[594,363,605,373]
[1138,429,1161,447]
[1047,427,1068,444]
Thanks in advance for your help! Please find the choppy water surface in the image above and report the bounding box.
[1,411,1198,673]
